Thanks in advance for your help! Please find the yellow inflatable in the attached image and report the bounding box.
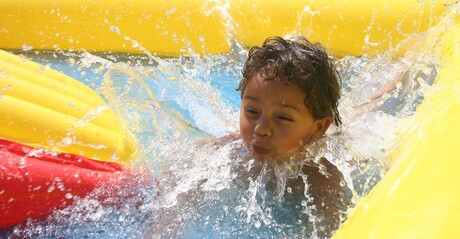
[0,49,136,165]
[0,0,449,56]
[0,0,459,237]
[334,19,460,238]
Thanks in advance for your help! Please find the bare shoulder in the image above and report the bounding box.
[301,157,351,237]
[302,157,345,194]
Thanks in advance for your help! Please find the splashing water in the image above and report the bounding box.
[1,41,437,238]
[3,4,455,238]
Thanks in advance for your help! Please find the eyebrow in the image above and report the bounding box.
[242,95,258,102]
[280,102,301,113]
[242,95,301,113]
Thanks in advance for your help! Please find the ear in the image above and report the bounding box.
[312,117,332,139]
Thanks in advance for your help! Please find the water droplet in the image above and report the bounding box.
[49,150,58,157]
[166,7,176,15]
[28,149,43,158]
[254,220,261,228]
[57,182,65,191]
[301,200,308,207]
[111,153,119,161]
[67,57,75,65]
[22,44,33,51]
[61,137,73,146]
[172,34,179,42]
[47,185,55,193]
[17,157,27,169]
[65,193,73,199]
[110,25,120,34]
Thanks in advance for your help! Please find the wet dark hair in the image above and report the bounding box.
[237,36,342,126]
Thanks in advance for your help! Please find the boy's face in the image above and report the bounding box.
[239,74,330,163]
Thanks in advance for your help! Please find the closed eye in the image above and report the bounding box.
[244,107,258,114]
[278,115,294,122]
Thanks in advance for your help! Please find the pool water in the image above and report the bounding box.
[2,36,438,238]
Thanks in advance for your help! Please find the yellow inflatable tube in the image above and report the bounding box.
[0,0,450,57]
[334,19,460,238]
[0,50,137,165]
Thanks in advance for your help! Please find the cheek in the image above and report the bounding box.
[239,110,245,132]
[281,127,312,149]
[239,114,252,142]
[296,128,314,147]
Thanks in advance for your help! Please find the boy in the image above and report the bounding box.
[227,36,348,237]
[151,36,350,238]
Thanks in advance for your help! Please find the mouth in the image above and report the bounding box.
[251,144,272,157]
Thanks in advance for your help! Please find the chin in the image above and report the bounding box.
[251,154,281,165]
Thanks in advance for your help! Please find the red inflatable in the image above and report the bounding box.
[0,138,132,229]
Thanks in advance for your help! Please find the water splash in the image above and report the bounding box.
[5,42,433,238]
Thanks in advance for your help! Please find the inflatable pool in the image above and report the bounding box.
[0,48,140,228]
[0,0,459,237]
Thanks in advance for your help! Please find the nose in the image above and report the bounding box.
[254,118,272,137]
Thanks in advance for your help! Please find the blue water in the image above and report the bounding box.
[1,44,437,238]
